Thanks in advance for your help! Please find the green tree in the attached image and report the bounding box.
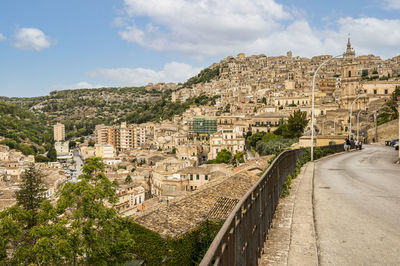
[224,103,231,113]
[0,158,135,265]
[88,140,95,147]
[262,97,267,104]
[125,174,132,184]
[215,149,232,164]
[255,138,298,155]
[287,110,309,138]
[34,154,50,163]
[69,140,76,149]
[54,157,134,264]
[246,131,252,138]
[273,123,289,137]
[47,146,57,162]
[233,152,245,165]
[378,86,400,125]
[15,166,46,227]
[248,132,266,147]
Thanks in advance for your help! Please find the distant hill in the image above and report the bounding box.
[1,85,218,143]
[0,100,52,155]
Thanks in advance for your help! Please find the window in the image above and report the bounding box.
[205,175,208,180]
[190,174,193,180]
[348,71,351,77]
[374,90,377,95]
[135,198,137,205]
[139,197,142,204]
[384,89,388,94]
[196,174,200,180]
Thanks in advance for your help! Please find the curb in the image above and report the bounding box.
[287,162,318,266]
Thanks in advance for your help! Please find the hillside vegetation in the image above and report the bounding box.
[0,100,52,155]
[1,85,220,150]
[182,66,220,88]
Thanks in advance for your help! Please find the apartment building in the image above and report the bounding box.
[209,128,245,160]
[53,123,65,142]
[114,183,145,215]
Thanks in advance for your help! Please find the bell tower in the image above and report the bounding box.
[340,38,364,109]
[343,37,355,62]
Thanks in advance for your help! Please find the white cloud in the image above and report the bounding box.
[13,27,53,51]
[119,0,291,57]
[52,82,103,91]
[383,0,400,9]
[335,17,400,57]
[0,33,6,41]
[88,62,203,86]
[116,0,400,58]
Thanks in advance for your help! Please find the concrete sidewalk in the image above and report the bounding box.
[259,162,318,266]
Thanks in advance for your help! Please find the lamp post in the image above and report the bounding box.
[349,94,366,140]
[311,54,342,161]
[356,110,362,142]
[358,101,374,143]
[398,101,400,159]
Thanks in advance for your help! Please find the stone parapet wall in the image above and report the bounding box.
[366,119,399,143]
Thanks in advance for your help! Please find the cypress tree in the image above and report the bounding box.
[15,165,46,227]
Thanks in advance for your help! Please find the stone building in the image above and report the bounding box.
[114,183,145,216]
[209,128,245,159]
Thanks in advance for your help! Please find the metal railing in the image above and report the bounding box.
[200,144,346,266]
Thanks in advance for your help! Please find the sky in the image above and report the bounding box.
[0,0,400,97]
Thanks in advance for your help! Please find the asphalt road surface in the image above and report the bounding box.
[73,148,83,177]
[314,145,400,265]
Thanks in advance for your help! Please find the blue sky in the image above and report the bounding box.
[0,0,399,97]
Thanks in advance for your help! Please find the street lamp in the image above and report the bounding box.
[356,110,362,142]
[349,94,367,140]
[357,101,374,143]
[311,54,342,161]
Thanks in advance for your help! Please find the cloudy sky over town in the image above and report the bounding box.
[1,0,400,96]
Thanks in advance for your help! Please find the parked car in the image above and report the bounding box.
[393,140,399,150]
[390,139,399,146]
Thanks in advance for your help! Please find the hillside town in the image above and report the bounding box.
[1,39,399,236]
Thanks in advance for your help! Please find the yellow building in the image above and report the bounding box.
[53,122,65,142]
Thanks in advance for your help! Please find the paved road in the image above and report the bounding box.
[73,148,83,177]
[314,145,400,265]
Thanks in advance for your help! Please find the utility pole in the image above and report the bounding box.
[375,110,378,143]
[333,120,336,135]
[398,101,400,159]
[357,110,362,142]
